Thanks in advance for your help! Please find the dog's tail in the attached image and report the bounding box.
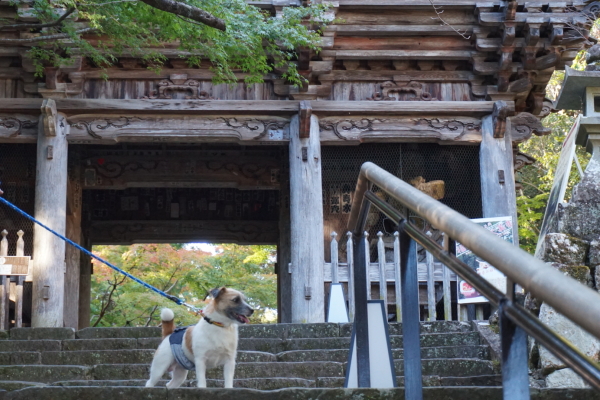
[160,308,175,339]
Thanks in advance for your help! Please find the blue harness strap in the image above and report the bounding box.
[169,327,196,370]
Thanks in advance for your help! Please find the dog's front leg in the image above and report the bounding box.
[195,359,207,388]
[223,357,236,388]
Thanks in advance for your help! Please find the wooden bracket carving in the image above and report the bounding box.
[492,100,509,138]
[510,112,551,143]
[299,100,312,139]
[41,99,58,137]
[503,0,517,20]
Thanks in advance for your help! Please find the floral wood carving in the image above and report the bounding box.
[367,81,436,101]
[319,119,375,140]
[140,74,215,100]
[70,117,137,139]
[0,117,39,137]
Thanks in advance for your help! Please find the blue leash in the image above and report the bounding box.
[0,195,201,313]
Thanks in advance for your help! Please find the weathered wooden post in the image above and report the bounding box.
[289,102,325,323]
[32,99,69,327]
[64,159,82,329]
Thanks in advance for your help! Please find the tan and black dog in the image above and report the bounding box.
[145,287,254,388]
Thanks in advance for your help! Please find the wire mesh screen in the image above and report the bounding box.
[321,143,482,261]
[0,144,36,256]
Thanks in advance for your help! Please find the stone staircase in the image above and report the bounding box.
[0,321,598,399]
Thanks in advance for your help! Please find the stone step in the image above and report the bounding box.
[89,361,345,381]
[395,359,496,377]
[0,365,91,383]
[276,345,490,362]
[51,378,315,389]
[58,321,473,340]
[3,386,600,400]
[46,374,501,390]
[316,374,502,388]
[0,322,475,342]
[2,331,479,354]
[237,332,481,352]
[0,345,489,366]
[33,350,275,365]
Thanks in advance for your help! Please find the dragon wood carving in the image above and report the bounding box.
[140,74,215,100]
[367,81,437,101]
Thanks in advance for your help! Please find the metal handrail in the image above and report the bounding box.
[347,162,600,397]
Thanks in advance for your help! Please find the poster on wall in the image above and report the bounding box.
[456,216,513,304]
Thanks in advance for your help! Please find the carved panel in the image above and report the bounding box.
[140,74,216,100]
[319,116,482,144]
[67,115,290,144]
[90,220,279,245]
[367,81,436,101]
[0,115,38,142]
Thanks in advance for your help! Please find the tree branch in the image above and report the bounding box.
[139,0,226,31]
[0,27,96,44]
[0,7,76,32]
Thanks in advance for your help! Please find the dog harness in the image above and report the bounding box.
[169,327,196,371]
[169,316,226,371]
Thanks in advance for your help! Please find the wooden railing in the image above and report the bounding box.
[324,230,457,322]
[0,229,31,329]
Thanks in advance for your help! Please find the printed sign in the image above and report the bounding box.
[534,115,580,258]
[456,216,513,304]
[0,256,30,276]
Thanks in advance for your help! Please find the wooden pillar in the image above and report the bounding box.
[78,230,92,329]
[64,159,82,329]
[289,112,325,323]
[277,150,292,323]
[32,99,68,327]
[479,114,518,239]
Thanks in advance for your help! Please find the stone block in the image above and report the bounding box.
[542,233,589,265]
[546,368,590,389]
[0,331,7,340]
[538,303,600,374]
[9,328,75,341]
[76,327,160,339]
[559,203,600,242]
[589,240,600,265]
[594,265,600,292]
[548,263,593,287]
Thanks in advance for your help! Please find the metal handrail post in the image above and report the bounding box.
[499,298,530,400]
[399,220,423,399]
[353,234,371,387]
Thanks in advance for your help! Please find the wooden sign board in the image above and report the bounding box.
[0,256,31,275]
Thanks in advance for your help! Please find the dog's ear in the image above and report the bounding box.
[210,287,227,300]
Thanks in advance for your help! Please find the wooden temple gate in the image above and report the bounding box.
[0,0,594,328]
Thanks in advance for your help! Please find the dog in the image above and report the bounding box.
[145,287,254,388]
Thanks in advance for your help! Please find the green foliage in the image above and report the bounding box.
[8,0,331,85]
[516,111,590,253]
[90,243,277,327]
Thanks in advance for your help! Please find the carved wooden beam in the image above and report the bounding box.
[90,220,279,245]
[81,153,281,190]
[0,99,512,117]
